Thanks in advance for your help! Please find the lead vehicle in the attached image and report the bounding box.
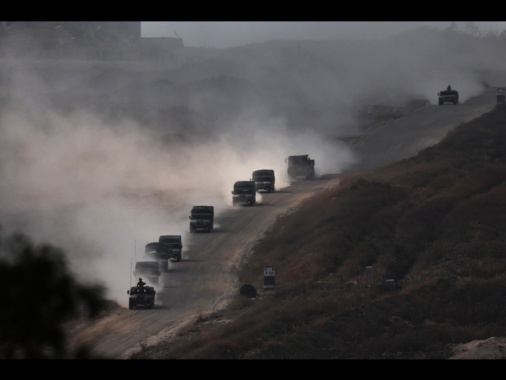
[438,86,459,105]
[127,285,156,310]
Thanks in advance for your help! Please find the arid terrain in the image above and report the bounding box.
[3,23,506,359]
[129,99,506,359]
[66,88,506,359]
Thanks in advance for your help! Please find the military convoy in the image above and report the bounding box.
[144,234,183,271]
[129,155,315,310]
[189,205,214,233]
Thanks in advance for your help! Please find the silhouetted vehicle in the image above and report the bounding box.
[286,155,315,179]
[144,242,171,272]
[438,86,459,105]
[133,261,161,285]
[158,235,183,262]
[189,205,214,233]
[251,169,275,192]
[127,285,156,310]
[232,181,256,206]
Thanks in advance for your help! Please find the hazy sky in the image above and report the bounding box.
[142,22,506,48]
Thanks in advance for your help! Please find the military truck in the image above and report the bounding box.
[232,181,256,206]
[189,205,214,233]
[438,86,459,105]
[133,261,161,285]
[158,235,183,262]
[286,154,315,179]
[144,242,171,272]
[251,169,275,193]
[127,285,156,309]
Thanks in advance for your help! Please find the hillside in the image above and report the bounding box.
[132,103,506,359]
[3,24,506,359]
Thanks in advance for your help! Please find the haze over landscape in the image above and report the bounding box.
[1,22,506,308]
[142,21,506,48]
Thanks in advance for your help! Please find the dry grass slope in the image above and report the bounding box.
[132,104,506,359]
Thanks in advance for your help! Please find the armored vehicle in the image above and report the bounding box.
[232,181,256,206]
[251,169,275,192]
[189,205,214,233]
[127,285,156,309]
[286,155,315,179]
[438,86,459,105]
[158,235,183,262]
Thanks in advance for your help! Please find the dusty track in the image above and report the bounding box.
[66,88,498,359]
[66,177,338,358]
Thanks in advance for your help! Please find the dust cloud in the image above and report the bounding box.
[2,25,506,306]
[0,103,312,304]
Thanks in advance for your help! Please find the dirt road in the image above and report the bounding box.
[66,88,499,359]
[66,177,338,358]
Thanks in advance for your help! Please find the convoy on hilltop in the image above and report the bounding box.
[130,156,319,309]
